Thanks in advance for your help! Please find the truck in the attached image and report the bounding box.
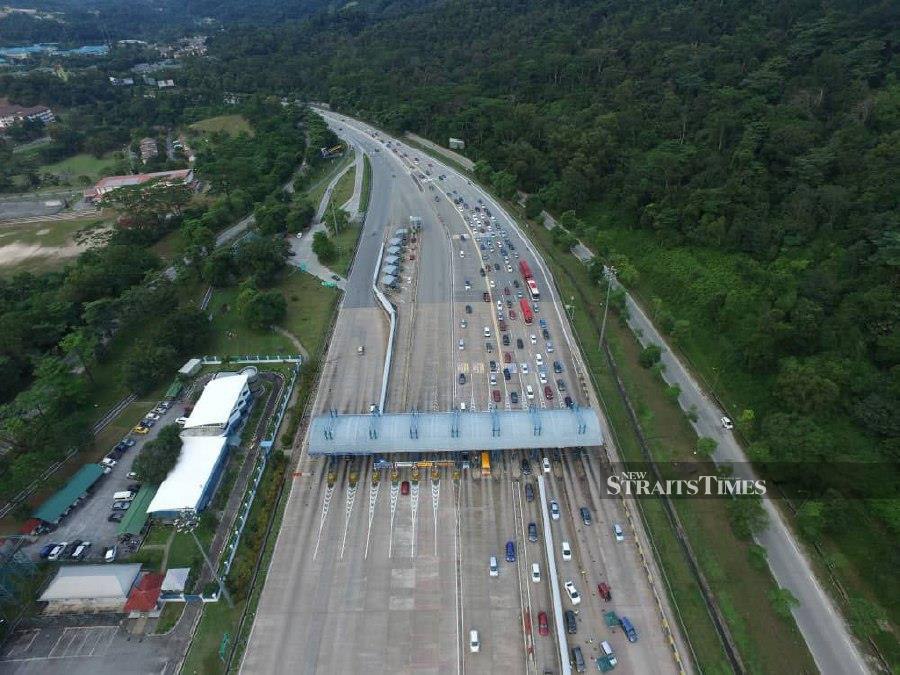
[519,298,533,324]
[620,616,638,642]
[518,260,533,280]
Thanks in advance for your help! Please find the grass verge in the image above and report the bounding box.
[190,115,253,137]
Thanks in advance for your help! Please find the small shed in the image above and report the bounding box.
[382,264,398,277]
[380,274,398,288]
[386,246,401,256]
[394,228,409,237]
[161,567,190,594]
[388,237,405,247]
[382,254,400,267]
[40,563,141,612]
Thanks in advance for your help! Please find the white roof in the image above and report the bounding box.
[183,373,248,430]
[40,564,141,601]
[178,357,202,375]
[147,436,228,513]
[161,567,190,592]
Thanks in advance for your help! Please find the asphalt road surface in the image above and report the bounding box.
[313,114,590,416]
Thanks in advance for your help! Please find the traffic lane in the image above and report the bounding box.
[459,474,526,672]
[566,452,677,674]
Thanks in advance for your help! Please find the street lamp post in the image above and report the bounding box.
[599,267,617,347]
[174,509,234,608]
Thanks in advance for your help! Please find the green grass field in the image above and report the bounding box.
[330,164,355,209]
[40,153,120,181]
[191,115,253,137]
[206,270,338,358]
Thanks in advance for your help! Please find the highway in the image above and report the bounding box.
[240,113,686,675]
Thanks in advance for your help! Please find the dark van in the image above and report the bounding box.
[505,540,516,562]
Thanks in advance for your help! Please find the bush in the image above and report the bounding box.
[638,344,662,368]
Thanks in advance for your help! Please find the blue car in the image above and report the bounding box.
[39,543,55,559]
[505,540,516,562]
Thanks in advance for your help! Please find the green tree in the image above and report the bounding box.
[243,290,287,330]
[768,587,800,620]
[133,424,183,485]
[638,344,662,368]
[312,231,337,263]
[59,329,99,384]
[728,495,768,540]
[696,437,718,458]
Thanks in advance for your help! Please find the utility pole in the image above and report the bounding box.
[599,267,617,347]
[175,509,234,608]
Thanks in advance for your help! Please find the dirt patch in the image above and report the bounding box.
[35,228,51,236]
[0,241,85,268]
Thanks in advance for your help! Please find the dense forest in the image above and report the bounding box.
[183,0,899,655]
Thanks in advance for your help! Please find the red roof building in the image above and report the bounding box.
[123,572,165,613]
[83,168,194,202]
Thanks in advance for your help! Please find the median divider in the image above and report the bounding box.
[371,241,396,411]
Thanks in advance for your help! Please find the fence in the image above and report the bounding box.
[216,363,300,583]
[200,354,303,365]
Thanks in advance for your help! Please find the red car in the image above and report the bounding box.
[401,480,410,495]
[544,385,554,400]
[598,582,612,601]
[538,611,549,636]
[503,352,512,363]
[492,389,501,403]
[509,310,517,320]
[504,287,511,296]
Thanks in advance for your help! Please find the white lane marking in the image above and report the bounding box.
[410,480,420,557]
[432,473,440,555]
[364,475,380,559]
[312,483,335,560]
[340,481,358,558]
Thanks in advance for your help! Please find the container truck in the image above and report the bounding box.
[519,298,533,324]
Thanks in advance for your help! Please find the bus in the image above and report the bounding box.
[481,451,491,477]
[519,298,533,324]
[526,278,540,300]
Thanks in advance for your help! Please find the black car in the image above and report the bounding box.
[127,483,142,492]
[516,338,524,349]
[528,522,538,542]
[479,268,486,277]
[465,305,473,314]
[525,482,534,501]
[542,328,551,340]
[510,391,519,404]
[458,373,467,385]
[502,334,510,346]
[557,379,567,391]
[565,395,573,408]
[521,459,531,475]
[503,368,511,381]
[63,540,82,557]
[513,280,520,288]
[494,263,500,271]
[108,512,124,523]
[553,361,563,373]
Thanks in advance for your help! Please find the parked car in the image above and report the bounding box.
[111,501,130,511]
[108,512,124,523]
[39,543,56,559]
[71,542,91,559]
[132,425,149,435]
[721,416,734,430]
[47,544,66,561]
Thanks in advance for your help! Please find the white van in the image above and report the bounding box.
[600,640,618,666]
[531,562,541,583]
[469,630,480,653]
[489,556,499,577]
[113,491,135,501]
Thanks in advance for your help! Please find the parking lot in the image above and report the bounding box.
[22,398,187,564]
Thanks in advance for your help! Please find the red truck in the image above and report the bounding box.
[518,260,533,280]
[519,298,533,324]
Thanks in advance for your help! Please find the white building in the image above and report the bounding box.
[181,372,250,436]
[147,373,251,519]
[39,564,141,612]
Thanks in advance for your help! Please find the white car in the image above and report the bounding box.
[489,556,499,577]
[721,416,734,430]
[530,334,537,344]
[561,541,572,561]
[521,363,529,375]
[459,339,465,350]
[564,580,581,605]
[542,457,551,473]
[539,371,547,384]
[460,320,467,328]
[550,500,560,520]
[525,385,534,400]
[613,524,625,542]
[490,279,496,288]
[531,563,541,583]
[175,416,189,426]
[535,353,543,366]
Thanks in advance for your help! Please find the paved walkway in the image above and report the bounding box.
[288,149,365,289]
